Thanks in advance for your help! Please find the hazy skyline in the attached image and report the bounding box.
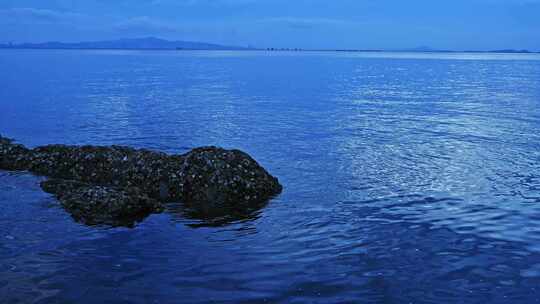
[0,0,539,50]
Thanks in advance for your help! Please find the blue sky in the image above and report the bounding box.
[0,0,538,50]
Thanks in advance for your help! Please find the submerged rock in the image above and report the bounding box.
[0,135,282,226]
[41,179,164,226]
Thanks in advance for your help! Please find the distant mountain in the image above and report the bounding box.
[1,39,536,53]
[398,46,454,53]
[0,37,248,50]
[488,49,531,54]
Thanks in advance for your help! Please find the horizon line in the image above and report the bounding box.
[0,37,538,53]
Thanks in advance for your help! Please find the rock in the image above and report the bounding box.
[40,178,89,195]
[0,135,282,226]
[178,147,282,208]
[29,145,173,194]
[0,136,32,171]
[41,179,164,226]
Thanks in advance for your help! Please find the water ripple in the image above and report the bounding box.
[2,50,540,303]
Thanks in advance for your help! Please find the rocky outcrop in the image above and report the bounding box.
[0,136,32,170]
[178,147,283,207]
[0,135,282,226]
[41,179,164,226]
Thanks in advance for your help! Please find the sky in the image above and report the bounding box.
[0,0,538,50]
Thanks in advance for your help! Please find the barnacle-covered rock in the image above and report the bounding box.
[40,178,89,195]
[0,135,282,227]
[41,179,164,226]
[0,136,32,171]
[29,144,178,198]
[176,147,282,207]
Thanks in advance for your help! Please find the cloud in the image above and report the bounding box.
[151,0,256,6]
[0,7,83,24]
[114,16,181,33]
[260,17,360,30]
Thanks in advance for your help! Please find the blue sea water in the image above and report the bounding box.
[1,49,540,303]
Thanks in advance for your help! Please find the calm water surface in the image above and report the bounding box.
[1,50,540,303]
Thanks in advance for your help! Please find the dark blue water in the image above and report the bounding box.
[2,50,540,303]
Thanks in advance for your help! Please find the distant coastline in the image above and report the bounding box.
[2,48,537,54]
[0,37,250,51]
[0,37,538,54]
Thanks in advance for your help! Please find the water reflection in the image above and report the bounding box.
[329,58,540,246]
[165,200,270,228]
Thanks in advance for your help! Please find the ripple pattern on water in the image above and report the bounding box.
[1,50,540,303]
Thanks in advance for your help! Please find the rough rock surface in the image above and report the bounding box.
[41,179,164,226]
[177,147,283,207]
[0,135,282,226]
[0,136,31,170]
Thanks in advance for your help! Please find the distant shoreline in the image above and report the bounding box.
[1,37,536,54]
[0,47,538,54]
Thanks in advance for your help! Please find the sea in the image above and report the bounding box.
[1,49,540,303]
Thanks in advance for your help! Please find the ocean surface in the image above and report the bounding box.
[1,49,540,303]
